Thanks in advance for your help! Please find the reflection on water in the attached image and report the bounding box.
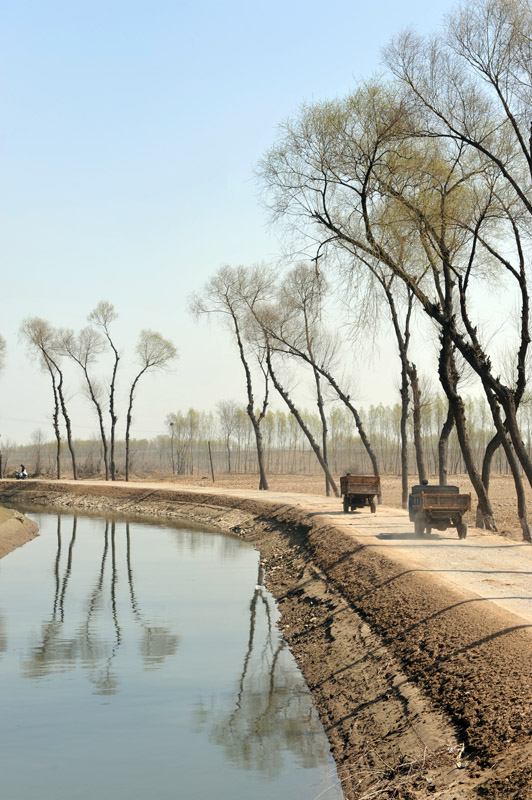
[0,510,343,800]
[195,565,334,779]
[20,517,179,694]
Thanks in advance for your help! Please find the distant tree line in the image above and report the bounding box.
[3,397,532,484]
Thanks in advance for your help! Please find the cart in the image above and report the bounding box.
[409,483,471,539]
[340,474,381,513]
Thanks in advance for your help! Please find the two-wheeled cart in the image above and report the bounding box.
[409,483,471,539]
[340,474,381,514]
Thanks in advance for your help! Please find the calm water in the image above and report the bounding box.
[0,510,343,800]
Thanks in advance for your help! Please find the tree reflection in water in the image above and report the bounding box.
[0,613,6,655]
[194,564,333,779]
[21,514,179,693]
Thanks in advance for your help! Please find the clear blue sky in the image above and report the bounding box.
[2,0,459,446]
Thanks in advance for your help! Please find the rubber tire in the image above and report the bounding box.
[343,496,349,513]
[370,497,377,514]
[458,522,467,539]
[414,518,425,537]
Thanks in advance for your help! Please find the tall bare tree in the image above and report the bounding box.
[88,301,120,481]
[385,0,532,533]
[57,327,109,479]
[190,264,274,490]
[261,267,383,488]
[216,400,240,474]
[276,264,336,495]
[250,302,340,496]
[258,82,502,528]
[124,330,177,481]
[20,317,77,480]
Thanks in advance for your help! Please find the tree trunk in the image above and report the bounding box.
[304,360,381,499]
[484,395,532,542]
[125,370,144,482]
[407,361,427,483]
[313,366,331,496]
[125,408,132,482]
[49,368,61,480]
[399,360,409,509]
[233,315,270,491]
[251,420,269,490]
[439,334,497,530]
[81,367,109,480]
[438,402,454,486]
[481,434,500,493]
[56,370,77,480]
[498,393,532,490]
[477,434,500,526]
[109,351,119,481]
[266,348,339,497]
[383,282,411,510]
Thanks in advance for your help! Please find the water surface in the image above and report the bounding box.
[0,510,343,800]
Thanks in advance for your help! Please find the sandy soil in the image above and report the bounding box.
[1,474,532,799]
[0,504,39,558]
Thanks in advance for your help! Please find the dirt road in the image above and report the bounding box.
[2,478,532,799]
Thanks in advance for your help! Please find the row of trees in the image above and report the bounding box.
[3,398,531,480]
[191,0,532,540]
[3,0,531,539]
[10,302,177,482]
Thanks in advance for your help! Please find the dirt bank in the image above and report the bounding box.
[0,503,39,558]
[1,479,532,800]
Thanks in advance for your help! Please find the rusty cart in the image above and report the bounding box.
[340,474,381,513]
[408,483,471,539]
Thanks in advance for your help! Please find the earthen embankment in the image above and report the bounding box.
[0,501,39,558]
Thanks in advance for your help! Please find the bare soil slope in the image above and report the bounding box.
[0,503,38,558]
[1,476,532,800]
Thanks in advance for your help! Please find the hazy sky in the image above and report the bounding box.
[2,0,460,446]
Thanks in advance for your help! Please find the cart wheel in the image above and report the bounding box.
[343,496,349,513]
[370,497,377,514]
[458,521,467,539]
[414,518,424,537]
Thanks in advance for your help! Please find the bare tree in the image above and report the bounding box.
[20,317,77,480]
[385,0,532,534]
[216,400,240,473]
[31,428,45,476]
[190,264,275,490]
[124,330,177,481]
[250,302,340,496]
[57,326,109,479]
[386,0,532,222]
[276,264,336,495]
[165,409,202,475]
[257,82,504,528]
[438,402,455,486]
[351,258,426,506]
[260,270,382,488]
[88,301,120,481]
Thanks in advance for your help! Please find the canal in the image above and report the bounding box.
[0,509,343,800]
